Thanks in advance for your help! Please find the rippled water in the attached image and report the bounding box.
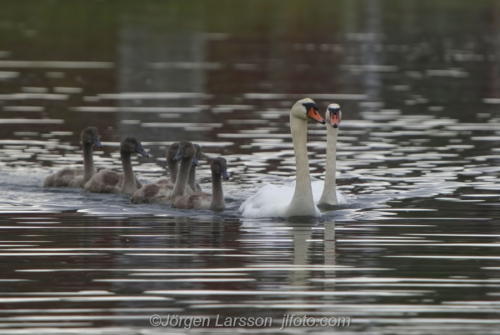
[1,1,500,334]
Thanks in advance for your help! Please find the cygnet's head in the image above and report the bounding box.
[120,137,149,157]
[211,157,229,180]
[192,144,202,166]
[173,141,196,161]
[291,98,325,124]
[81,127,103,148]
[167,142,179,162]
[326,103,342,129]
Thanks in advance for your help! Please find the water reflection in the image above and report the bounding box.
[1,0,500,334]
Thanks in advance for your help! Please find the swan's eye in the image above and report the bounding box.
[302,102,318,112]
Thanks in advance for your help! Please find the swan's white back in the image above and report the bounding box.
[239,184,293,218]
[312,180,347,204]
[239,179,345,218]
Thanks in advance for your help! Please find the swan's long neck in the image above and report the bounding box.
[167,159,178,184]
[285,116,317,217]
[82,142,94,183]
[210,173,225,211]
[188,165,197,192]
[319,125,338,205]
[171,157,192,197]
[120,152,137,194]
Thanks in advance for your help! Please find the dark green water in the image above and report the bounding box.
[1,1,500,334]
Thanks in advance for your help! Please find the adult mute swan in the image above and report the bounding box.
[43,127,103,188]
[84,137,149,195]
[239,98,325,218]
[290,104,346,205]
[314,103,346,206]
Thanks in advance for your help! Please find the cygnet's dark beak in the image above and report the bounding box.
[136,145,149,158]
[173,147,185,161]
[221,170,229,180]
[192,156,199,166]
[93,136,103,148]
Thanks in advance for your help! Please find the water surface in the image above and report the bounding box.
[1,1,500,334]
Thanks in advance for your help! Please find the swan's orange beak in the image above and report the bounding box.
[330,112,339,129]
[307,108,325,124]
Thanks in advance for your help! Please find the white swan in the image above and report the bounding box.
[240,103,346,217]
[239,98,326,218]
[314,103,346,206]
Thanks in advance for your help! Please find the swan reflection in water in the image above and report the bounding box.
[245,219,336,318]
[289,219,336,285]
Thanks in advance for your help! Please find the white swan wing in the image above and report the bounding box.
[240,183,323,217]
[239,183,294,218]
[336,189,347,204]
[311,180,323,202]
[311,180,347,205]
